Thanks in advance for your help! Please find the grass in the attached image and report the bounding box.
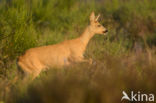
[0,0,156,103]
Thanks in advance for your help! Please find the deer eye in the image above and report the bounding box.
[97,25,101,27]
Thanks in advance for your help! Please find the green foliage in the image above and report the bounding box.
[0,0,37,59]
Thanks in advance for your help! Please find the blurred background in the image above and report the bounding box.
[0,0,156,103]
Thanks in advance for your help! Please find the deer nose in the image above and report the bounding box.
[103,30,108,33]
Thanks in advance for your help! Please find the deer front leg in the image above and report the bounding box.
[80,58,93,64]
[70,55,93,64]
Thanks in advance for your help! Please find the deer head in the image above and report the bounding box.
[89,12,108,35]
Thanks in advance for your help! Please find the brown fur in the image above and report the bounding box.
[17,12,108,79]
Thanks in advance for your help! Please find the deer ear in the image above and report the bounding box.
[95,14,100,21]
[90,11,95,22]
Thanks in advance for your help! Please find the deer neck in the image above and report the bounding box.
[80,26,95,47]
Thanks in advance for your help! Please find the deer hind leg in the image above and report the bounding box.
[30,60,46,79]
[31,65,43,80]
[31,70,41,80]
[18,59,44,80]
[17,61,34,81]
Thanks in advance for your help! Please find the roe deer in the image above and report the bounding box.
[17,12,108,79]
